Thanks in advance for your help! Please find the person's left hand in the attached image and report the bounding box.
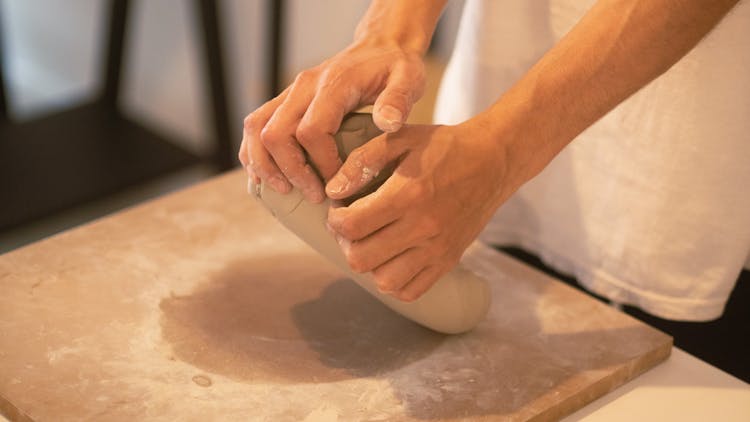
[325,121,520,302]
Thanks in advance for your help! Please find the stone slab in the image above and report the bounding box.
[0,170,672,421]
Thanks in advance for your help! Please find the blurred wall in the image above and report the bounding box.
[1,0,462,157]
[2,0,104,118]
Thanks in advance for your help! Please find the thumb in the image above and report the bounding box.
[325,133,408,199]
[372,63,424,133]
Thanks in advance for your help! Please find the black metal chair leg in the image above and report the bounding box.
[101,0,130,110]
[195,0,233,171]
[0,3,8,122]
[268,0,285,99]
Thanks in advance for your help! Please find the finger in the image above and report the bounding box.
[395,265,444,303]
[327,174,414,240]
[244,150,260,185]
[243,90,292,193]
[370,247,431,293]
[372,61,425,133]
[249,132,289,192]
[325,132,410,199]
[238,138,249,167]
[238,138,259,184]
[262,71,325,203]
[297,69,363,181]
[246,168,260,194]
[340,216,439,273]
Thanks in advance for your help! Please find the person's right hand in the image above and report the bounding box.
[238,40,427,203]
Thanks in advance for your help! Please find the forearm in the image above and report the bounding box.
[478,0,739,184]
[354,0,447,55]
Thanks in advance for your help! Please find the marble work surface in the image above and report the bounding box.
[0,170,672,421]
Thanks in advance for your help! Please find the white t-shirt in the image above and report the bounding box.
[434,0,750,321]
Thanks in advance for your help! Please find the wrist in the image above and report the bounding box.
[452,118,526,211]
[471,71,571,187]
[354,0,446,56]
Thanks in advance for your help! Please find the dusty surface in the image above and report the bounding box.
[0,170,671,421]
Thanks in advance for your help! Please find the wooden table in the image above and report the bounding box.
[0,170,673,421]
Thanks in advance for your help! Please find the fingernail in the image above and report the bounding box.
[376,285,397,295]
[247,178,262,196]
[269,176,290,193]
[379,105,403,132]
[326,173,349,196]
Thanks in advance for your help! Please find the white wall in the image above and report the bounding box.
[1,0,461,156]
[1,0,103,117]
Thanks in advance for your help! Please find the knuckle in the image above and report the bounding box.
[349,261,367,274]
[421,215,442,237]
[294,69,316,85]
[320,64,346,85]
[322,62,343,77]
[260,125,282,148]
[346,252,368,273]
[374,272,400,293]
[243,113,262,132]
[337,217,363,240]
[295,122,324,147]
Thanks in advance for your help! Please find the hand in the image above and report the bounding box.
[325,122,521,302]
[238,40,426,203]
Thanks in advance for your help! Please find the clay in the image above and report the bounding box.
[252,113,491,334]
